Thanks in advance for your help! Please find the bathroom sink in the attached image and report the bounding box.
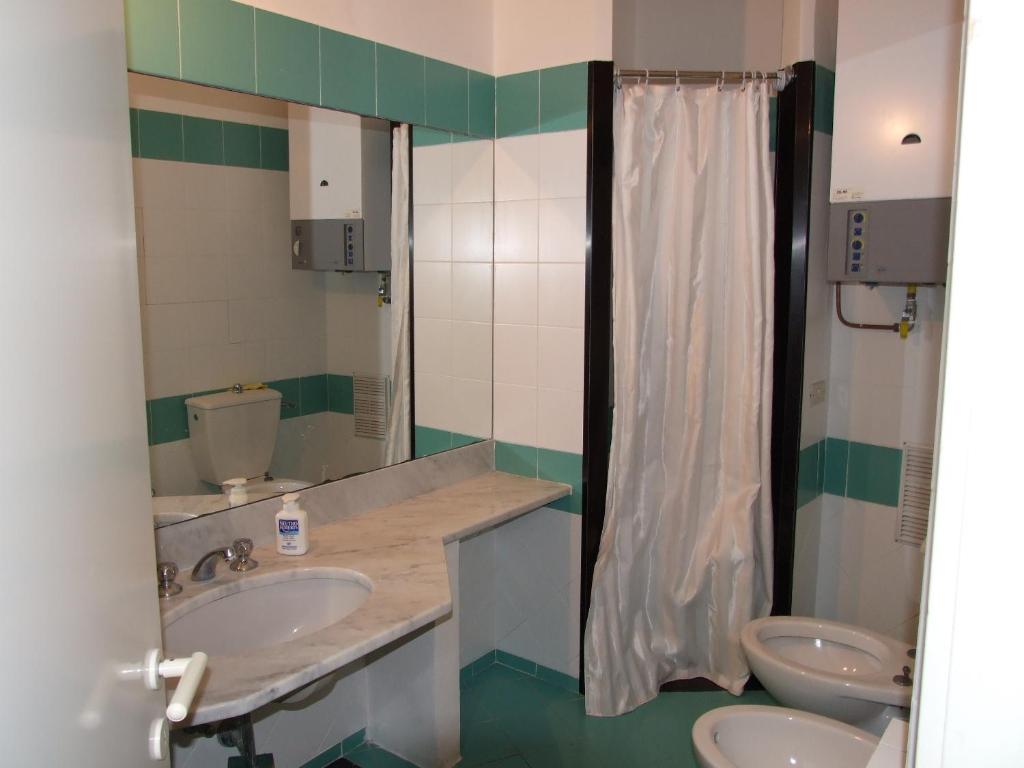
[163,570,372,657]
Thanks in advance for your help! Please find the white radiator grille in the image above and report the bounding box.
[353,374,389,439]
[897,442,934,547]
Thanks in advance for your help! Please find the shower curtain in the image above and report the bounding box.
[584,80,775,716]
[385,125,411,464]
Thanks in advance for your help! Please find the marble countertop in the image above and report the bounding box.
[160,471,570,725]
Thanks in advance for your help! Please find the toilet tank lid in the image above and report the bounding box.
[186,388,282,411]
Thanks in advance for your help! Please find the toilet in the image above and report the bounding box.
[740,616,913,735]
[691,705,879,768]
[185,388,311,496]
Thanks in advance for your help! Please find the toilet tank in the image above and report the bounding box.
[185,388,282,485]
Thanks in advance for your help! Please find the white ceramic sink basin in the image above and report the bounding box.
[164,570,372,657]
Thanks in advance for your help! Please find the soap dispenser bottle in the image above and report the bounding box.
[275,492,309,555]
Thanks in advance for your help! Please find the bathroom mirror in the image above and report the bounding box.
[130,75,494,527]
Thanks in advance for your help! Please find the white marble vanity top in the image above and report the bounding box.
[161,470,570,725]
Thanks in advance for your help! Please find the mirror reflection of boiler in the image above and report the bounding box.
[129,74,494,528]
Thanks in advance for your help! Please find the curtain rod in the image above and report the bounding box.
[616,67,791,88]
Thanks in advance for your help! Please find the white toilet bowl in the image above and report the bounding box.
[692,705,879,768]
[741,616,912,735]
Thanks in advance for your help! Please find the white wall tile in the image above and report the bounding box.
[494,324,538,387]
[413,371,453,431]
[537,326,584,391]
[412,143,452,205]
[494,200,539,263]
[537,388,583,454]
[452,202,493,263]
[144,303,190,350]
[493,383,537,445]
[451,263,492,323]
[451,321,491,381]
[414,318,453,376]
[494,264,537,325]
[142,256,190,305]
[413,262,452,320]
[538,129,587,199]
[413,204,453,262]
[144,345,191,400]
[142,205,191,260]
[448,377,492,439]
[451,140,493,204]
[495,135,539,201]
[538,197,586,263]
[538,263,584,328]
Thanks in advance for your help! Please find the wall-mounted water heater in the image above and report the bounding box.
[826,0,962,285]
[288,106,391,272]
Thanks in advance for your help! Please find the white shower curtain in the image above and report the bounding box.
[584,81,775,716]
[385,124,411,464]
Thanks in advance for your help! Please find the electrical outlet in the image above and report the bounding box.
[808,379,827,406]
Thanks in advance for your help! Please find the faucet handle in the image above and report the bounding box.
[229,538,258,572]
[157,561,182,598]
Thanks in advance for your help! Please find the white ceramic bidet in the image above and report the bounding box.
[691,705,879,768]
[741,616,913,735]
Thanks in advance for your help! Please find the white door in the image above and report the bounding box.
[0,2,172,765]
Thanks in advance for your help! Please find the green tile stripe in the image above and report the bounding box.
[496,63,589,138]
[129,107,287,170]
[461,649,579,694]
[814,65,835,135]
[495,441,581,514]
[123,0,497,138]
[798,436,904,508]
[147,374,353,446]
[414,425,484,458]
[298,727,367,768]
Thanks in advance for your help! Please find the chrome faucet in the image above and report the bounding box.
[190,538,259,581]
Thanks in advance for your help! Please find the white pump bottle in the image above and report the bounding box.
[275,492,309,555]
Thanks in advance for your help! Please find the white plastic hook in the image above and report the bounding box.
[675,70,681,92]
[741,71,748,91]
[718,71,725,91]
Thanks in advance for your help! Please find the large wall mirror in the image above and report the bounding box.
[131,74,494,527]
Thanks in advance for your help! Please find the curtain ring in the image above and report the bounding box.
[675,70,680,92]
[717,71,724,91]
[742,71,749,91]
[644,68,649,85]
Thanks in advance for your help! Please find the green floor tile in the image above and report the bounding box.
[458,659,778,768]
[346,744,419,768]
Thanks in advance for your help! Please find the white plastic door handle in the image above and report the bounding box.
[141,648,209,721]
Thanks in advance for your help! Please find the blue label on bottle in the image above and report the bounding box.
[279,519,300,535]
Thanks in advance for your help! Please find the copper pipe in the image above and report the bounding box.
[835,283,899,332]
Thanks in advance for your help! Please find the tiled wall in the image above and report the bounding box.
[124,0,494,137]
[411,129,495,454]
[133,84,387,493]
[459,507,583,682]
[791,65,943,643]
